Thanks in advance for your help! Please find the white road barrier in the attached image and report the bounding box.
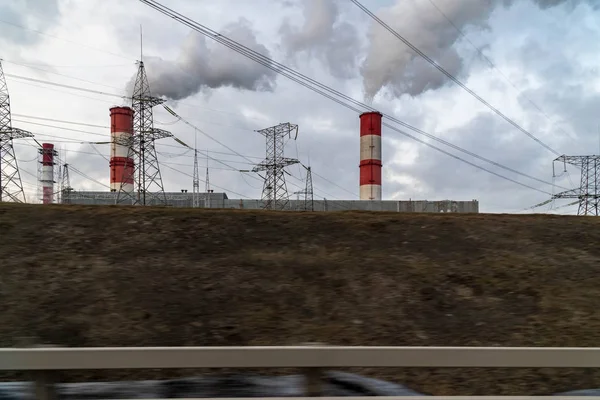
[1,346,598,399]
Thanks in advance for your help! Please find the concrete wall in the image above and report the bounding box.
[62,191,479,213]
[62,191,229,208]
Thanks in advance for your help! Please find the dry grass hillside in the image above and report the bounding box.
[1,203,600,395]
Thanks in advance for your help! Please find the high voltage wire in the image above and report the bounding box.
[6,73,126,98]
[9,69,557,198]
[2,59,128,91]
[3,5,568,206]
[13,113,109,128]
[163,105,258,166]
[161,106,355,200]
[381,121,552,196]
[8,64,559,193]
[0,19,133,61]
[14,110,335,195]
[426,0,572,136]
[16,142,256,199]
[5,58,267,126]
[16,140,355,208]
[15,121,351,204]
[13,111,559,196]
[349,0,561,157]
[137,0,562,196]
[9,67,568,193]
[13,119,108,136]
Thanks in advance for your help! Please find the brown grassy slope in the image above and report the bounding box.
[1,203,600,395]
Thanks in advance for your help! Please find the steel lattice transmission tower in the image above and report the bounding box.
[0,60,33,203]
[116,60,172,206]
[192,148,200,208]
[60,162,73,204]
[552,155,600,216]
[205,152,211,208]
[293,165,314,211]
[304,166,314,211]
[252,122,300,210]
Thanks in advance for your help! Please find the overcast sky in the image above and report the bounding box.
[1,0,599,213]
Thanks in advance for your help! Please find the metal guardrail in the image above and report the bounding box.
[2,346,599,399]
[3,346,600,369]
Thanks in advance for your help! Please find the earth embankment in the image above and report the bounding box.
[1,203,599,395]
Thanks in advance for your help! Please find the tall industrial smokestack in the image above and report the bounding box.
[39,143,56,204]
[359,111,382,201]
[109,106,134,193]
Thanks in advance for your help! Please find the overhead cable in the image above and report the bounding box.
[138,0,563,195]
[349,0,561,156]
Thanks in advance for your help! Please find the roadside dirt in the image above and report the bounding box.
[1,203,600,395]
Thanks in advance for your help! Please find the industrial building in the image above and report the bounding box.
[61,190,479,213]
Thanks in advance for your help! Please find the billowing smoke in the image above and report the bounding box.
[279,0,359,79]
[137,19,277,100]
[362,0,597,101]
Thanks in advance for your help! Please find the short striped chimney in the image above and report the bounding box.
[40,143,56,204]
[109,106,134,193]
[359,111,382,200]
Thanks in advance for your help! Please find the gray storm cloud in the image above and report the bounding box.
[136,19,277,101]
[362,0,597,101]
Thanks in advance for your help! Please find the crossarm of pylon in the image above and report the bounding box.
[280,157,300,167]
[553,188,585,199]
[523,198,553,210]
[8,127,33,139]
[151,128,173,140]
[554,155,600,167]
[251,162,270,172]
[252,158,299,172]
[133,95,165,108]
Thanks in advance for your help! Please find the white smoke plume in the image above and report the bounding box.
[362,0,598,101]
[279,0,360,79]
[137,19,277,100]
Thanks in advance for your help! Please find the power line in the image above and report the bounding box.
[9,67,557,193]
[41,65,560,191]
[426,0,575,141]
[18,110,564,195]
[161,163,251,199]
[5,73,126,98]
[6,58,267,127]
[349,0,561,156]
[0,19,133,61]
[163,105,258,165]
[138,0,563,196]
[68,164,111,190]
[382,121,553,196]
[16,139,356,209]
[14,113,109,128]
[17,142,256,172]
[12,71,556,201]
[14,124,264,161]
[310,168,357,199]
[5,7,565,198]
[17,141,261,197]
[13,119,107,136]
[2,59,130,91]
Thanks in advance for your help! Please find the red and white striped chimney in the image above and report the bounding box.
[109,106,134,193]
[40,143,56,204]
[359,111,383,200]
